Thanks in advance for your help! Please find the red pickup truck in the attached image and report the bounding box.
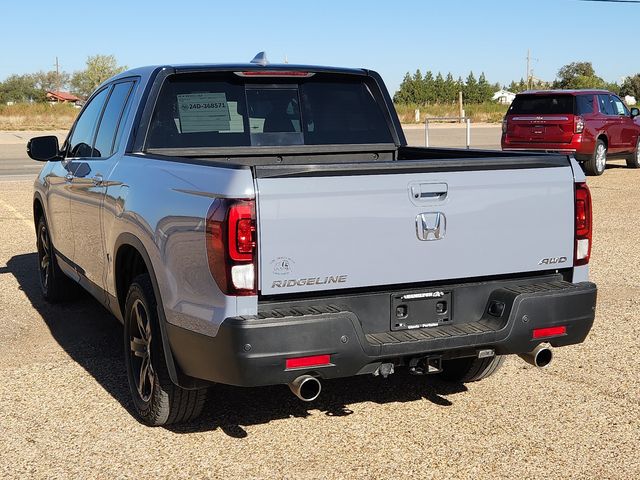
[501,90,640,175]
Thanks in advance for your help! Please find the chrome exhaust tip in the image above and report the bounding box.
[519,344,553,368]
[288,375,322,402]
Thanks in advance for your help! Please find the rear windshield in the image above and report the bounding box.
[508,94,575,115]
[145,72,394,149]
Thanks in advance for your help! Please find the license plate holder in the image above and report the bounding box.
[391,290,452,331]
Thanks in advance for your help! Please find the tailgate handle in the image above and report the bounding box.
[411,182,448,201]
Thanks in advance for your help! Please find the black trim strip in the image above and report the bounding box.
[146,143,397,157]
[253,155,570,178]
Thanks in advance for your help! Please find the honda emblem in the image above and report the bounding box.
[416,212,446,241]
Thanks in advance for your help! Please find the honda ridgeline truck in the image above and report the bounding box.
[28,55,597,426]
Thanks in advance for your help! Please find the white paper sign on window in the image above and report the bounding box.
[177,93,230,133]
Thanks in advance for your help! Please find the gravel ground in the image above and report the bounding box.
[0,162,639,480]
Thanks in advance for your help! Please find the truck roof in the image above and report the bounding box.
[109,63,369,84]
[519,89,612,96]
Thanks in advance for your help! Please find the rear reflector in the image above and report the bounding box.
[286,355,331,369]
[234,71,315,78]
[532,326,566,339]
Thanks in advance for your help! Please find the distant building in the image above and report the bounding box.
[46,91,81,104]
[492,89,516,105]
[624,95,637,106]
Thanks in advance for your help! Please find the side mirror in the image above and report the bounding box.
[631,107,640,118]
[27,136,61,162]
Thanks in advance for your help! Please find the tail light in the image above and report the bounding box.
[206,199,257,295]
[574,116,585,134]
[502,117,508,134]
[574,183,592,266]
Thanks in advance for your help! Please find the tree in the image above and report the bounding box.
[464,71,478,103]
[0,74,41,103]
[477,72,494,103]
[553,61,606,90]
[71,54,127,98]
[393,72,414,104]
[444,73,457,103]
[620,74,640,99]
[33,70,71,93]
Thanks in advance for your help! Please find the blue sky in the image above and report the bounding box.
[1,0,638,94]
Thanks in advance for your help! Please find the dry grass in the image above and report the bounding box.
[0,103,78,130]
[395,102,509,124]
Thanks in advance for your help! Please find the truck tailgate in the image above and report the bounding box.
[256,161,575,296]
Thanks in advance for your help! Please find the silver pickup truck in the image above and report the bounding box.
[28,57,597,426]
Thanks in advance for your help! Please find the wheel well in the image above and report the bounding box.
[115,244,148,317]
[597,135,608,148]
[33,198,44,226]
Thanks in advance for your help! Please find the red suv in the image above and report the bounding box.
[501,90,640,175]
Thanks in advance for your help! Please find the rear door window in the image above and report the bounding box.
[508,95,574,115]
[145,72,393,149]
[92,81,134,158]
[575,95,594,115]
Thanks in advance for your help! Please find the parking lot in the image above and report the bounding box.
[0,129,639,479]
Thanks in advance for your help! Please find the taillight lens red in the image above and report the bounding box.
[228,203,256,261]
[574,116,585,134]
[574,183,592,266]
[502,117,508,134]
[206,199,257,295]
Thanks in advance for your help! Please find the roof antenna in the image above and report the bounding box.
[250,51,268,66]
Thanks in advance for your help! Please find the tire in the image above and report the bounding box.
[124,273,207,426]
[35,215,79,303]
[627,137,640,169]
[584,139,607,176]
[438,355,505,383]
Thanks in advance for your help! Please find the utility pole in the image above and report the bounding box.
[54,57,60,92]
[526,49,531,90]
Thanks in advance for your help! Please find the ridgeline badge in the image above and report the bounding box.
[271,275,348,289]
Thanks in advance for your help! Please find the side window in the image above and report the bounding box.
[93,82,134,158]
[611,95,629,116]
[67,88,109,158]
[597,94,615,116]
[575,95,594,115]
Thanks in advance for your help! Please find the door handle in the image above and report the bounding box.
[65,173,74,182]
[410,182,448,201]
[92,174,104,186]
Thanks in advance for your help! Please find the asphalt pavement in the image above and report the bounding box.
[0,131,67,178]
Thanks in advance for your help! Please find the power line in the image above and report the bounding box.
[578,0,640,3]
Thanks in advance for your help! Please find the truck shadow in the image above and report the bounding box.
[5,253,467,438]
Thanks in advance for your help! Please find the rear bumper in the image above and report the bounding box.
[502,133,593,157]
[167,277,597,387]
